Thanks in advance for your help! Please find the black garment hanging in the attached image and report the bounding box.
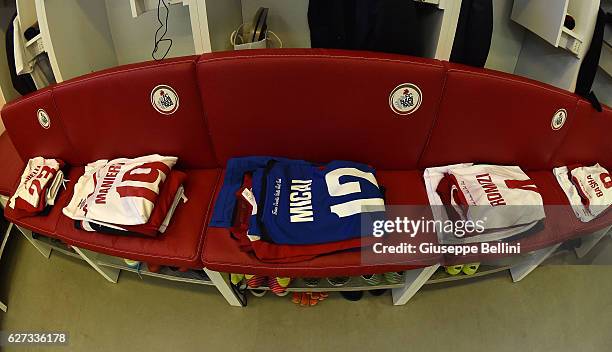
[308,0,422,56]
[450,0,493,68]
[5,13,37,96]
[575,8,611,112]
[308,0,354,50]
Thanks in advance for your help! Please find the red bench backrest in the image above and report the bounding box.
[1,89,76,162]
[1,50,609,174]
[419,64,581,170]
[551,101,612,170]
[197,49,446,170]
[2,57,218,169]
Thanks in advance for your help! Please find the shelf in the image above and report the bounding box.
[425,265,511,285]
[97,255,213,286]
[31,232,214,286]
[32,234,82,260]
[511,0,598,59]
[249,276,407,293]
[246,265,512,292]
[559,27,583,57]
[24,32,44,57]
[129,0,186,18]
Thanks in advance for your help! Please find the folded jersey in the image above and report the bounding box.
[443,165,544,229]
[554,163,611,222]
[230,174,374,263]
[9,157,65,213]
[425,164,545,244]
[63,154,177,226]
[77,170,188,237]
[211,156,386,246]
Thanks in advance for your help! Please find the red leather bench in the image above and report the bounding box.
[0,49,610,276]
[1,57,220,269]
[0,131,23,197]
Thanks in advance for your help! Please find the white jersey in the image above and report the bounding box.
[9,157,63,212]
[424,164,545,244]
[63,155,177,225]
[449,165,545,230]
[554,164,611,222]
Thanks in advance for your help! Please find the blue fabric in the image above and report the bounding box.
[209,157,304,227]
[211,157,385,245]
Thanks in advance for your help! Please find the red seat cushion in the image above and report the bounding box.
[54,168,221,268]
[201,170,439,277]
[0,132,24,196]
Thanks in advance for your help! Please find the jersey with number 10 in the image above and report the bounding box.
[63,155,177,226]
[210,157,385,245]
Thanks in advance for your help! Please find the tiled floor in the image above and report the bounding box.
[1,231,611,352]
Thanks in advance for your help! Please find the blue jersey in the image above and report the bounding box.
[210,157,385,245]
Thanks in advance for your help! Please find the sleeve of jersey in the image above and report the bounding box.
[435,174,464,222]
[209,156,309,228]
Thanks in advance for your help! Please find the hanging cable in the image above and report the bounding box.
[152,0,173,60]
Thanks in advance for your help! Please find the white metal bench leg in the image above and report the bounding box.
[0,223,13,258]
[204,268,244,307]
[16,225,52,259]
[0,222,11,313]
[71,246,120,283]
[392,264,440,305]
[574,226,612,258]
[510,243,561,282]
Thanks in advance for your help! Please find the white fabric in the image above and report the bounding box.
[554,164,611,222]
[45,170,64,206]
[158,186,187,233]
[9,157,61,210]
[80,186,187,234]
[449,165,545,229]
[424,164,545,244]
[423,163,473,224]
[63,155,177,226]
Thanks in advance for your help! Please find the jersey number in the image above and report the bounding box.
[116,162,171,202]
[601,173,612,189]
[27,166,55,198]
[505,179,539,193]
[325,168,385,218]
